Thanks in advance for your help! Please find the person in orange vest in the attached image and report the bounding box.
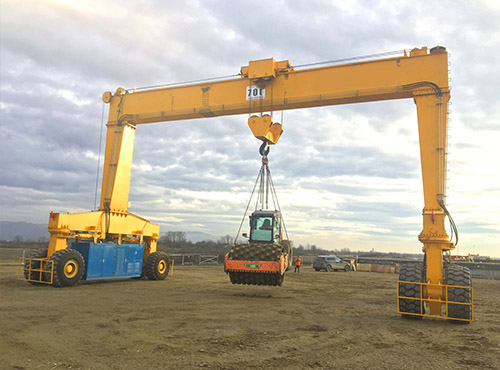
[294,256,302,273]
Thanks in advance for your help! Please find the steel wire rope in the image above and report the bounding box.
[126,74,240,92]
[255,161,266,210]
[128,50,404,92]
[233,164,263,245]
[266,165,289,241]
[292,50,406,69]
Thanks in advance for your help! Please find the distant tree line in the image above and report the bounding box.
[157,231,234,255]
[155,232,425,259]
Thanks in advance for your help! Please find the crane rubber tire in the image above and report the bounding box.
[23,248,48,284]
[398,263,424,319]
[145,252,170,280]
[49,249,85,287]
[446,265,472,323]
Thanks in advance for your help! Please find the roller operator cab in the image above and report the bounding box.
[225,210,293,286]
[248,210,283,244]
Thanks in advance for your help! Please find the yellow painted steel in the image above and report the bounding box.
[168,259,174,277]
[103,48,448,126]
[158,259,167,274]
[64,260,78,279]
[42,46,464,312]
[18,258,54,285]
[47,210,159,257]
[248,115,283,144]
[397,280,474,322]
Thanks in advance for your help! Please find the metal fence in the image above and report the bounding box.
[165,253,500,279]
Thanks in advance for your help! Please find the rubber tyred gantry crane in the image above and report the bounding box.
[19,46,472,322]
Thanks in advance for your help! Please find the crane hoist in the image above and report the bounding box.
[18,46,472,322]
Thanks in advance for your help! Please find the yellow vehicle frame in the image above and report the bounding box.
[397,281,474,322]
[18,257,54,285]
[38,45,468,318]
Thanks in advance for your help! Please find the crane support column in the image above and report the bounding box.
[415,90,453,315]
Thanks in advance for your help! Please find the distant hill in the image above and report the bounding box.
[173,231,218,243]
[0,221,49,241]
[0,221,219,243]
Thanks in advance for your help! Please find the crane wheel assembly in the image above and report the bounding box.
[48,249,85,287]
[446,265,472,323]
[398,263,473,323]
[22,248,49,285]
[145,251,170,280]
[398,264,425,319]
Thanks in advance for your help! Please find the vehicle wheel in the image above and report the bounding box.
[344,264,351,272]
[23,248,48,284]
[49,249,85,287]
[325,264,333,272]
[446,265,472,323]
[145,252,170,280]
[398,263,424,319]
[282,241,293,271]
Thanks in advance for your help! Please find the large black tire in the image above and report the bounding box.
[398,263,424,319]
[23,248,48,284]
[145,252,170,280]
[49,249,85,287]
[325,264,333,272]
[446,265,472,323]
[283,241,293,272]
[344,264,351,272]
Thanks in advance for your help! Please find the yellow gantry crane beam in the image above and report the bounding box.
[105,48,447,124]
[48,47,457,317]
[101,47,449,214]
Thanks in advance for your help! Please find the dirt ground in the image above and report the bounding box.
[1,264,499,370]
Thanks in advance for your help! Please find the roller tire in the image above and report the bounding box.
[145,252,170,280]
[283,241,293,271]
[49,249,85,287]
[24,248,48,284]
[398,263,424,319]
[446,265,472,323]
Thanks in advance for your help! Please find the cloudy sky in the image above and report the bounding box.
[1,0,499,257]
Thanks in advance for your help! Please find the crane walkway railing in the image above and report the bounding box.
[18,257,53,284]
[397,280,473,322]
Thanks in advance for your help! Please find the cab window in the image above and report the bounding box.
[251,217,273,242]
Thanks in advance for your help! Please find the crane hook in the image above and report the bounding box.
[259,142,270,157]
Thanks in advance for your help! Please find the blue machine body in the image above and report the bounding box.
[71,242,144,280]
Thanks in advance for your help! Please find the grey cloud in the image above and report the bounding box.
[1,0,499,255]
